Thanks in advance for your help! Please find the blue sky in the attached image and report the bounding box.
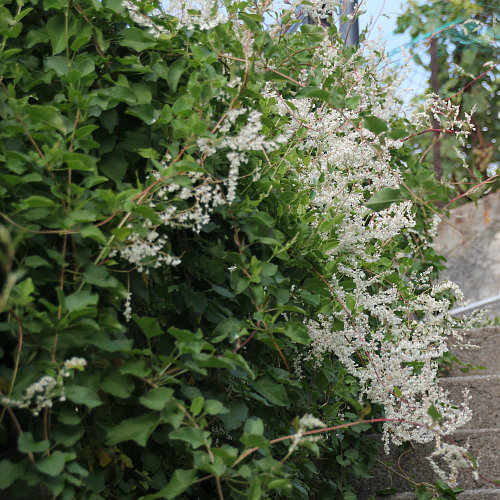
[361,0,409,51]
[361,0,430,101]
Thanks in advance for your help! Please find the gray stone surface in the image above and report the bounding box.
[434,192,500,320]
[353,328,500,499]
[353,197,500,498]
[389,489,500,500]
[445,327,500,377]
[440,375,500,429]
[353,422,500,498]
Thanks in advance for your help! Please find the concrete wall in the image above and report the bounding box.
[434,191,500,319]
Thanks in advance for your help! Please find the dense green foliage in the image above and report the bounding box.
[0,0,471,498]
[397,0,499,196]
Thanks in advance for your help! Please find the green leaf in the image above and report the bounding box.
[169,427,210,449]
[74,125,99,139]
[230,273,251,295]
[137,148,160,159]
[120,359,150,377]
[99,154,128,184]
[99,371,134,398]
[388,128,407,140]
[220,401,248,432]
[24,255,51,268]
[57,409,82,426]
[45,56,69,76]
[283,322,310,344]
[91,337,133,352]
[364,115,388,134]
[46,14,66,54]
[65,385,102,409]
[29,105,67,134]
[126,105,160,125]
[244,417,264,436]
[11,278,35,306]
[139,387,174,410]
[0,459,26,488]
[63,152,96,172]
[52,425,84,447]
[190,396,204,416]
[248,477,262,500]
[133,315,163,338]
[80,225,107,245]
[172,95,195,115]
[83,263,122,290]
[295,86,330,100]
[65,291,98,312]
[212,318,240,343]
[427,404,443,422]
[144,469,196,500]
[18,432,50,453]
[204,399,229,415]
[261,263,278,276]
[251,377,287,407]
[120,27,157,51]
[393,386,402,398]
[35,451,65,476]
[21,195,57,209]
[158,104,172,124]
[212,285,235,299]
[106,412,160,446]
[167,60,187,92]
[365,188,402,211]
[300,289,320,306]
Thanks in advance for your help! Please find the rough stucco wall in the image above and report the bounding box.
[434,191,500,319]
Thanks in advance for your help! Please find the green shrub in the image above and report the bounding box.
[0,0,482,498]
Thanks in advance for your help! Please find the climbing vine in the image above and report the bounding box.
[0,0,485,498]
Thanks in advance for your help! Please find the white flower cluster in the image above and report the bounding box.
[260,34,488,483]
[122,0,168,38]
[199,109,292,199]
[111,103,289,273]
[112,223,182,274]
[1,358,87,416]
[62,357,87,375]
[122,0,227,32]
[110,167,232,271]
[123,291,133,322]
[428,441,478,486]
[410,94,476,146]
[305,274,483,456]
[163,0,226,30]
[296,0,341,24]
[289,414,327,453]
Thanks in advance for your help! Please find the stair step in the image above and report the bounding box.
[445,327,500,377]
[353,429,500,499]
[439,374,500,383]
[436,375,500,430]
[388,489,500,500]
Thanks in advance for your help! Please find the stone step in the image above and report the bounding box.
[353,328,500,498]
[388,489,500,500]
[444,327,500,377]
[353,429,500,499]
[438,375,500,430]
